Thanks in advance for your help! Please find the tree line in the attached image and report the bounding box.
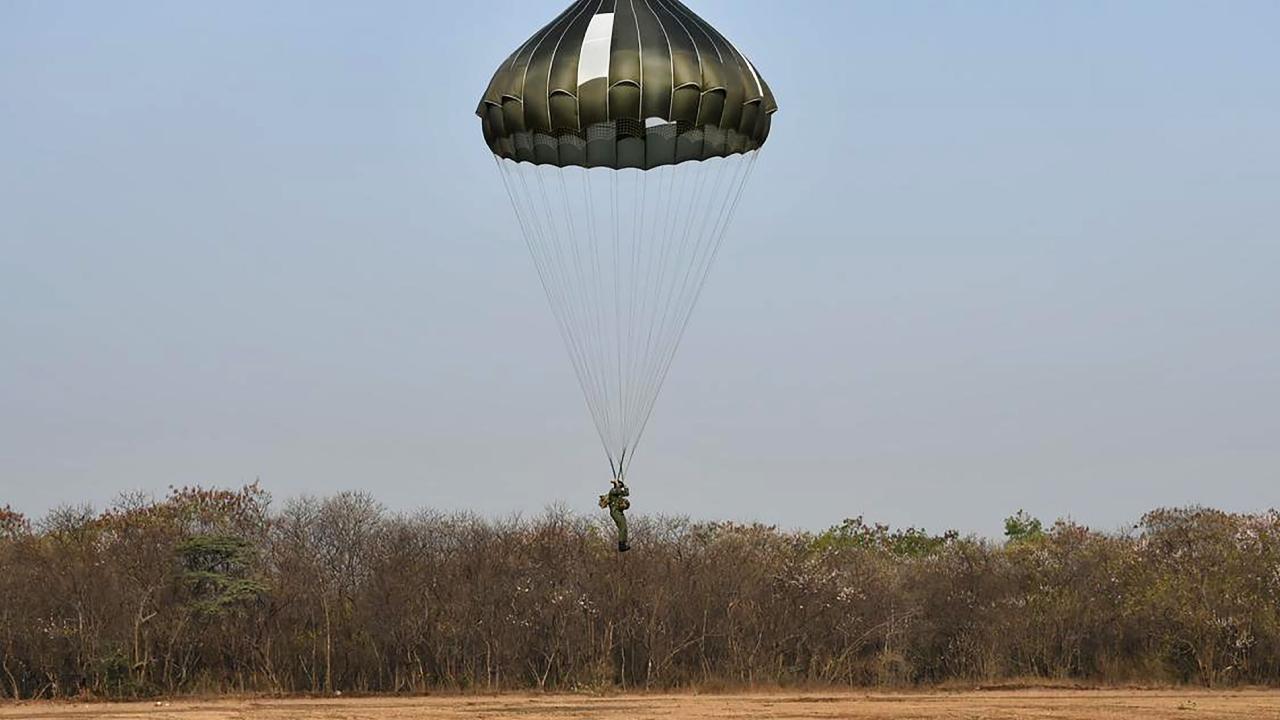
[1,485,1278,698]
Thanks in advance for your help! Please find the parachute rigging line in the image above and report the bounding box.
[494,152,758,477]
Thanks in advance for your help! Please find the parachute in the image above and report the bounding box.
[478,0,777,481]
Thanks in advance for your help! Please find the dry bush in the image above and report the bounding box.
[0,489,1277,699]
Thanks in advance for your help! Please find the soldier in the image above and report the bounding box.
[599,478,631,552]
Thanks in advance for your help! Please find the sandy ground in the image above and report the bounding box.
[4,690,1280,720]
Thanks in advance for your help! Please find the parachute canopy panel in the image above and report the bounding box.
[478,0,778,169]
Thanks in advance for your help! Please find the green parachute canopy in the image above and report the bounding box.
[478,0,776,480]
[477,0,777,169]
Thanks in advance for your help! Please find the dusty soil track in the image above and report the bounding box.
[5,690,1280,720]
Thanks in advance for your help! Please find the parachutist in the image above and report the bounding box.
[479,3,774,508]
[600,479,630,552]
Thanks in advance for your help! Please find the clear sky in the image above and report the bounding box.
[2,0,1278,536]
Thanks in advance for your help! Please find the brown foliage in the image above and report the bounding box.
[0,489,1278,698]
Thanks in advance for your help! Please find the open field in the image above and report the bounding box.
[5,690,1280,720]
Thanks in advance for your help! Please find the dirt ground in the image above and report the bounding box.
[4,690,1280,720]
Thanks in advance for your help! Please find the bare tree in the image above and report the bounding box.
[2,487,1279,698]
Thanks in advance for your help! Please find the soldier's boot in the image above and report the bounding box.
[618,541,630,553]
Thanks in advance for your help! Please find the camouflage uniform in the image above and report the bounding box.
[606,482,630,550]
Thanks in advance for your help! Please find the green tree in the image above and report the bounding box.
[176,534,265,616]
[1004,510,1044,544]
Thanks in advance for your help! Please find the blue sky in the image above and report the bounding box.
[2,0,1278,535]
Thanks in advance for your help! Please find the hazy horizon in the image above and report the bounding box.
[3,0,1278,536]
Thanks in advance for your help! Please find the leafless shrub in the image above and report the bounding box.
[0,490,1277,698]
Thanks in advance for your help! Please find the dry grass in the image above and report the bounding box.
[4,690,1280,720]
